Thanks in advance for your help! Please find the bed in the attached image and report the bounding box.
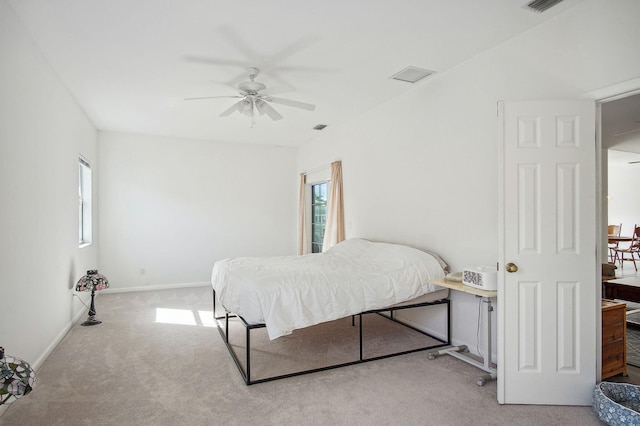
[211,238,451,384]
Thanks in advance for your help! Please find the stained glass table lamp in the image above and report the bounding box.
[76,269,109,326]
[0,347,36,406]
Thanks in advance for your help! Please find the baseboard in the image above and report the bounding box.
[0,303,86,420]
[393,313,448,343]
[394,312,498,362]
[30,307,87,371]
[100,281,210,294]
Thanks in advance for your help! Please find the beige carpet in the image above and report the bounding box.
[0,287,601,425]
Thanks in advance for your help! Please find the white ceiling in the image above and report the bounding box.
[602,93,640,154]
[8,0,586,146]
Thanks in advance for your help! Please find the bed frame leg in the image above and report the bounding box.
[359,313,363,361]
[246,325,251,384]
[225,313,230,343]
[447,299,451,344]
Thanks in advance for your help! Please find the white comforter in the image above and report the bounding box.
[211,238,446,340]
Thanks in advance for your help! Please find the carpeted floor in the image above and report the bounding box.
[0,287,601,425]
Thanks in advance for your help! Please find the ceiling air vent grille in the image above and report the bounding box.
[526,0,565,13]
[390,67,435,83]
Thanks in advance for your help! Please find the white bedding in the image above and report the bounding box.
[211,238,446,340]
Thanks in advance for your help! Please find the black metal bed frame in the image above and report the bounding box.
[212,289,451,385]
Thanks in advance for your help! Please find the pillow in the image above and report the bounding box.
[421,249,448,271]
[336,238,449,271]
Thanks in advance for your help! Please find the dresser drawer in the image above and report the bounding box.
[603,340,625,373]
[603,325,625,344]
[603,308,624,327]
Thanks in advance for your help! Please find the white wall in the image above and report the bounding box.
[98,131,297,289]
[297,0,640,357]
[0,0,98,368]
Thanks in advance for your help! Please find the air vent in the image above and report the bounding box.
[313,124,327,130]
[390,66,435,83]
[526,0,565,13]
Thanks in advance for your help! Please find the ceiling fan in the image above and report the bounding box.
[185,67,316,121]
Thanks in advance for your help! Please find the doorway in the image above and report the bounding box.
[599,90,640,385]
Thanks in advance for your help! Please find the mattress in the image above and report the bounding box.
[211,238,447,339]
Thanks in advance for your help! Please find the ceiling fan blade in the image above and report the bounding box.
[266,97,316,111]
[255,99,283,121]
[260,86,295,96]
[185,95,243,101]
[210,81,248,96]
[219,100,244,117]
[183,55,248,67]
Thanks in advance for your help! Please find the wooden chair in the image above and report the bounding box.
[613,224,640,271]
[608,223,622,262]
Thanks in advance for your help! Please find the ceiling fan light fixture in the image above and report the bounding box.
[255,99,266,115]
[241,99,254,117]
[390,66,435,83]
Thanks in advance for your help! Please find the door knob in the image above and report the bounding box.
[505,262,518,273]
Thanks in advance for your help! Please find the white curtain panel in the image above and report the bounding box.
[298,173,308,255]
[322,161,345,252]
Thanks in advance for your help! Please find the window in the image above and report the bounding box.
[78,157,92,246]
[310,182,328,253]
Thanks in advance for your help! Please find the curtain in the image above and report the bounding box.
[298,173,308,255]
[322,161,345,252]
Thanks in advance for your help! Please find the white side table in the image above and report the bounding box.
[426,279,497,386]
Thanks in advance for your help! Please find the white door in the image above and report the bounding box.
[498,100,597,405]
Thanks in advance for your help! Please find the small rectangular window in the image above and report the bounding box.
[310,182,328,253]
[79,157,92,246]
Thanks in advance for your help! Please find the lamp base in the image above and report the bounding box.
[81,317,102,326]
[80,289,103,326]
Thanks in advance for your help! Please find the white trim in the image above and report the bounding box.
[582,77,640,102]
[496,100,506,404]
[100,281,210,294]
[30,307,86,371]
[591,79,640,385]
[595,101,604,383]
[78,155,91,168]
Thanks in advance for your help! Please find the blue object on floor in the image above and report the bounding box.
[594,382,640,425]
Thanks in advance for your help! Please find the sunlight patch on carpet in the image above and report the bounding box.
[155,308,215,327]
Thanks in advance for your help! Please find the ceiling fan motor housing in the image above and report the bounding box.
[238,80,267,94]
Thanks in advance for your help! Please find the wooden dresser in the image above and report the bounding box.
[602,299,627,380]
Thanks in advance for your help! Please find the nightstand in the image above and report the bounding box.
[602,299,627,380]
